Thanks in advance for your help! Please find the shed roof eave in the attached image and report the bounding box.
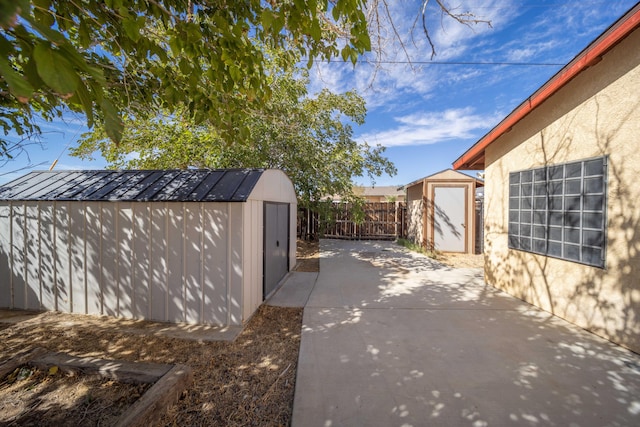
[403,168,485,188]
[452,3,640,171]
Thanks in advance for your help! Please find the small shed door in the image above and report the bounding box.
[264,202,289,299]
[433,186,466,252]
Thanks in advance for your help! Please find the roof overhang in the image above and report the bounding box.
[453,3,640,171]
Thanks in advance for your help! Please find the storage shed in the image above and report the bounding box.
[405,169,483,253]
[0,169,297,327]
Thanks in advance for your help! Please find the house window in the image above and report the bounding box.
[508,156,607,268]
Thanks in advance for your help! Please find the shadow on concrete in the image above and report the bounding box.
[293,239,640,426]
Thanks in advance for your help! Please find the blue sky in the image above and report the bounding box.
[1,0,638,186]
[311,0,639,186]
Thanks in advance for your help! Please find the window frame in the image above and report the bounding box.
[508,156,607,269]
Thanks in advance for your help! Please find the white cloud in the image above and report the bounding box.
[308,62,350,96]
[502,39,559,62]
[429,0,520,59]
[124,151,141,162]
[308,60,440,111]
[506,47,535,62]
[307,0,521,109]
[495,1,635,64]
[358,107,498,147]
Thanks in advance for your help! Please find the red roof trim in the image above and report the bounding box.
[453,4,640,170]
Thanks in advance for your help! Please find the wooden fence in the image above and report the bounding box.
[297,202,407,241]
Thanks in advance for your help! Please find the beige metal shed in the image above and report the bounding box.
[0,169,297,327]
[405,169,483,254]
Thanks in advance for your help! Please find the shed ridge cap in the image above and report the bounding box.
[405,168,483,187]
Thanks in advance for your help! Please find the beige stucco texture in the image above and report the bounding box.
[484,28,640,352]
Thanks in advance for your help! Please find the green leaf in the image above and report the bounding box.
[178,58,190,75]
[0,0,29,29]
[310,20,321,42]
[100,98,123,143]
[23,15,65,44]
[122,17,141,42]
[32,0,52,11]
[33,43,79,95]
[58,43,105,84]
[78,19,91,48]
[273,15,284,35]
[261,9,274,31]
[229,65,242,83]
[341,46,350,62]
[168,37,181,56]
[0,56,34,102]
[33,6,54,28]
[332,2,342,21]
[70,81,94,126]
[0,33,12,55]
[23,57,44,90]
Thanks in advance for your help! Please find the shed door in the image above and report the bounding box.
[264,202,290,299]
[433,186,466,252]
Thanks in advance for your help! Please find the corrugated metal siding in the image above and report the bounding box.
[242,199,263,321]
[0,169,263,202]
[0,200,243,325]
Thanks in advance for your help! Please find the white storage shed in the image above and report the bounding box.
[405,169,483,254]
[0,168,297,327]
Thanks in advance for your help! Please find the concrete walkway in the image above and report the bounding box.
[291,239,640,426]
[267,271,318,308]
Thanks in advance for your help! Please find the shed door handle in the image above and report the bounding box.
[276,240,280,247]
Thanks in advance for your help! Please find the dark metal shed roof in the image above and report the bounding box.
[0,169,265,202]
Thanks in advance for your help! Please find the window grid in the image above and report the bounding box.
[508,156,607,268]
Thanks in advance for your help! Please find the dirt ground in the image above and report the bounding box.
[293,239,320,272]
[0,305,302,426]
[1,366,149,426]
[436,252,485,269]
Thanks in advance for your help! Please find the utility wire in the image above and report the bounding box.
[0,162,48,177]
[303,59,564,66]
[50,117,84,171]
[467,0,624,9]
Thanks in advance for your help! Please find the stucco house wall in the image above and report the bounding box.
[482,24,640,352]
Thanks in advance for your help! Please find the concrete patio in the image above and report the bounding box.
[287,239,640,426]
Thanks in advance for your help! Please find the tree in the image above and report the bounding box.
[0,0,371,156]
[1,1,490,162]
[71,62,396,208]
